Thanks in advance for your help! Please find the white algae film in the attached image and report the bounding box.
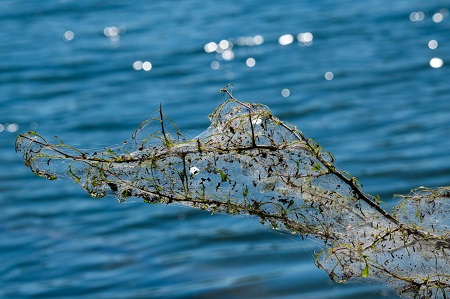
[15,87,450,299]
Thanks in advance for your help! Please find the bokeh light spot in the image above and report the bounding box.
[433,13,444,23]
[428,40,438,49]
[325,72,334,80]
[410,11,425,22]
[253,35,264,45]
[219,40,231,50]
[430,58,443,68]
[211,61,221,70]
[103,26,124,43]
[7,123,19,133]
[142,61,152,71]
[133,61,143,70]
[281,88,290,97]
[278,34,294,46]
[297,32,313,46]
[63,30,74,42]
[246,58,256,67]
[204,42,217,53]
[222,49,234,61]
[104,26,119,37]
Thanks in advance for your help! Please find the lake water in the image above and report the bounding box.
[1,1,450,298]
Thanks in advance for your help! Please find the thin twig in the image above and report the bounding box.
[159,103,170,148]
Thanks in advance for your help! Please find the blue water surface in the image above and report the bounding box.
[1,1,450,298]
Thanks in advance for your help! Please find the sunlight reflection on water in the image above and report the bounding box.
[2,2,450,299]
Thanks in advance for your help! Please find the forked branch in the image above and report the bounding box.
[15,86,450,298]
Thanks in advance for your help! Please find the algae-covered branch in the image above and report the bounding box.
[16,87,450,299]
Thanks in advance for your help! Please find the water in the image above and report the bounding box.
[1,1,450,298]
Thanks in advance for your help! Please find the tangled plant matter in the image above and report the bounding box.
[16,86,450,298]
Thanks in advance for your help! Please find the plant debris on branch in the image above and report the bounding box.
[16,86,450,299]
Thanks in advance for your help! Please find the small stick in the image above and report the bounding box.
[220,86,254,112]
[159,103,170,147]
